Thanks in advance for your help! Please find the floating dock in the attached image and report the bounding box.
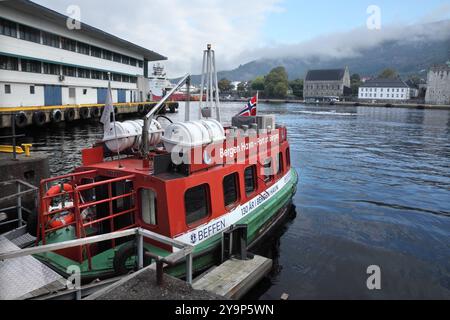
[193,255,272,300]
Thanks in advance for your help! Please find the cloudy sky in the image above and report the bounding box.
[35,0,450,77]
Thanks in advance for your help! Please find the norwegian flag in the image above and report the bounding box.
[237,94,258,116]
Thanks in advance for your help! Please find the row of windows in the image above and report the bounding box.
[306,84,341,90]
[0,55,138,83]
[0,17,144,68]
[361,87,407,93]
[141,149,291,227]
[2,84,91,96]
[362,93,406,99]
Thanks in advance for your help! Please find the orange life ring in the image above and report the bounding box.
[44,183,75,229]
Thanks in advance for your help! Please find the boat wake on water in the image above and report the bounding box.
[294,110,356,116]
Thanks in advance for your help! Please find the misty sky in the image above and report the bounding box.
[34,0,450,77]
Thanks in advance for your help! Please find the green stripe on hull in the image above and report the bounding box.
[34,169,298,279]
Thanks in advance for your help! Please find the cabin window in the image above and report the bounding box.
[69,87,76,98]
[141,189,157,225]
[244,166,257,196]
[286,148,291,168]
[223,173,239,207]
[5,85,11,94]
[185,184,210,225]
[263,159,274,183]
[277,152,284,175]
[30,86,35,94]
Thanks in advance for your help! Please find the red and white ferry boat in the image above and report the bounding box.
[30,46,298,280]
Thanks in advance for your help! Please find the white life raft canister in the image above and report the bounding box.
[162,119,225,152]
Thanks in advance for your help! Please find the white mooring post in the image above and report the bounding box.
[199,44,221,122]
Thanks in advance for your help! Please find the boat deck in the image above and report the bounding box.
[0,235,66,300]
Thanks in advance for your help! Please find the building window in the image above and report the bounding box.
[42,31,60,48]
[130,76,137,84]
[5,84,11,94]
[91,46,102,58]
[387,88,390,92]
[223,173,239,207]
[0,18,17,38]
[19,24,40,43]
[122,75,130,83]
[62,66,76,77]
[102,50,112,60]
[0,55,19,70]
[113,73,122,82]
[113,53,122,63]
[43,62,60,75]
[138,60,144,68]
[130,58,137,67]
[91,70,102,80]
[77,42,90,55]
[141,189,157,225]
[77,68,90,78]
[21,59,41,73]
[244,166,257,196]
[61,37,76,51]
[30,86,35,94]
[122,56,130,65]
[185,184,210,225]
[103,72,111,81]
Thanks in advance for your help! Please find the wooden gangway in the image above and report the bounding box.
[193,255,272,300]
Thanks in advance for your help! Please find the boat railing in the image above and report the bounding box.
[0,179,38,229]
[39,171,141,269]
[0,227,194,286]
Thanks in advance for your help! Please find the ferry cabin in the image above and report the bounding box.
[0,0,166,109]
[36,124,298,279]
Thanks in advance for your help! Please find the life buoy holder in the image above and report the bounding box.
[44,183,75,229]
[32,111,47,127]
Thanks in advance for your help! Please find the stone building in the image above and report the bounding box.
[303,67,351,101]
[425,63,450,105]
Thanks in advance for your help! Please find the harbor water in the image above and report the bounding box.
[14,102,450,299]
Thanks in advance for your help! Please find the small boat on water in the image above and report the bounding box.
[28,46,298,280]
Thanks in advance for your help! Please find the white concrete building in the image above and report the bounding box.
[0,0,166,108]
[358,78,410,102]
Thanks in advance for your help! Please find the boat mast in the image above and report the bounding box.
[199,44,221,122]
